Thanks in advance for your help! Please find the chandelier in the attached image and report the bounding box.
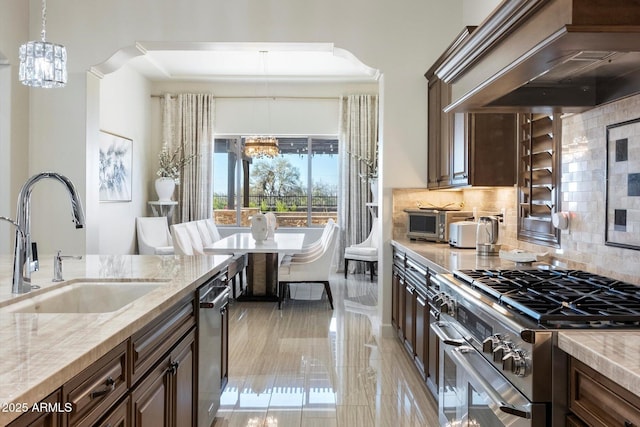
[244,136,279,158]
[19,0,67,88]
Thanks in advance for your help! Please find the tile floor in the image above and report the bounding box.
[213,272,440,427]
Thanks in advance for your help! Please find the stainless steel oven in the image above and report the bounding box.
[432,321,545,427]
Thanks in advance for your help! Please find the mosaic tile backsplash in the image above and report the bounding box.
[393,94,640,285]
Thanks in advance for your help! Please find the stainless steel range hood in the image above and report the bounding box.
[436,0,640,113]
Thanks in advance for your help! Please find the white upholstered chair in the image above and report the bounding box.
[278,223,339,309]
[136,217,174,255]
[344,217,379,281]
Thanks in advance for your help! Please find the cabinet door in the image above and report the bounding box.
[450,112,470,185]
[403,284,416,355]
[7,390,62,427]
[469,113,517,186]
[391,267,401,329]
[132,355,170,427]
[414,293,428,378]
[398,275,406,341]
[427,80,442,188]
[171,330,196,427]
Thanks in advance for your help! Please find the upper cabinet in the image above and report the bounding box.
[426,27,517,189]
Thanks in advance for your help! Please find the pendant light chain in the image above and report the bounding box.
[40,0,47,42]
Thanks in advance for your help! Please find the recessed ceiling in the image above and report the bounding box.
[123,42,380,83]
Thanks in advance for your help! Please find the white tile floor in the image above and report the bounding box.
[212,272,439,427]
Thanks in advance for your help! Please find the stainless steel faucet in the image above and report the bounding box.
[11,172,85,293]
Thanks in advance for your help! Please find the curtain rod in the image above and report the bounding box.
[150,94,340,100]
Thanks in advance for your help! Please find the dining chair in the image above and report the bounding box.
[344,217,378,281]
[170,223,195,255]
[278,223,339,309]
[136,217,174,255]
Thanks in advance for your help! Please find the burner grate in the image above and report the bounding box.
[454,268,640,325]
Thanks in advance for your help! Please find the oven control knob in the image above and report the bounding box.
[502,350,528,377]
[492,341,511,363]
[482,334,502,353]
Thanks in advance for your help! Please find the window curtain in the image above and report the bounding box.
[162,93,214,223]
[338,94,379,272]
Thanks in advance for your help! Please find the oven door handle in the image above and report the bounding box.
[430,321,465,347]
[450,346,532,420]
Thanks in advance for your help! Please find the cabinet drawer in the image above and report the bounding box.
[94,396,130,427]
[63,341,128,427]
[130,295,195,385]
[570,357,640,427]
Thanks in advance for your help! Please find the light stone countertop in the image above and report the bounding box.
[558,331,640,398]
[391,238,530,273]
[392,239,640,399]
[0,253,231,425]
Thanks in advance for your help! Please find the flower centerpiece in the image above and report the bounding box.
[155,144,195,201]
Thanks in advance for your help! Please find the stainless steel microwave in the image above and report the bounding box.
[405,209,472,242]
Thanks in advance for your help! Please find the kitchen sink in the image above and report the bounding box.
[0,279,168,313]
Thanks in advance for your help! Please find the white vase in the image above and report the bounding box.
[250,213,269,242]
[155,177,176,202]
[370,178,379,204]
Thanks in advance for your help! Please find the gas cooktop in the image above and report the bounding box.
[453,268,640,326]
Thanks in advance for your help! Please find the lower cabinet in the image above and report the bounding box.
[96,396,130,427]
[7,390,63,427]
[8,294,199,427]
[391,246,437,398]
[132,329,196,427]
[569,357,640,426]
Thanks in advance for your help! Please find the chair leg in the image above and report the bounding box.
[323,281,334,310]
[278,281,286,309]
[344,259,348,278]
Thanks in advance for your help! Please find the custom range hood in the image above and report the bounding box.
[437,0,640,113]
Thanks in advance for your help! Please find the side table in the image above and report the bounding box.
[148,201,178,224]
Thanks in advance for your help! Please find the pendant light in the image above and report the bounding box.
[19,0,67,88]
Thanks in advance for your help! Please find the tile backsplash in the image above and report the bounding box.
[393,94,640,284]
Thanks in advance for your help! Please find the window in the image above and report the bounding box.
[213,136,338,227]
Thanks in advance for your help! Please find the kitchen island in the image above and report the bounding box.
[0,253,231,426]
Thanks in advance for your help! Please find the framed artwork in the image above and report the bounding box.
[605,117,640,250]
[99,131,132,202]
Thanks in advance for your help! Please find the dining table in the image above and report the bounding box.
[204,232,305,301]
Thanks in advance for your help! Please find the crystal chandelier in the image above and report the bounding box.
[244,136,279,158]
[19,0,67,88]
[243,51,279,158]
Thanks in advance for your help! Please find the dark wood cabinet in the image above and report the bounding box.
[96,396,130,427]
[426,270,439,398]
[569,357,640,426]
[390,246,436,397]
[132,329,196,427]
[426,27,517,189]
[7,390,62,427]
[63,341,128,427]
[9,294,200,427]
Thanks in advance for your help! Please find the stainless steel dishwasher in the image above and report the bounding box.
[197,272,230,427]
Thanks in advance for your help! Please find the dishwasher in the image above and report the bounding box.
[197,272,230,427]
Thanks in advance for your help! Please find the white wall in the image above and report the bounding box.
[95,64,152,254]
[0,0,29,254]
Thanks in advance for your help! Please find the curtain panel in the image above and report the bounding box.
[162,93,215,223]
[338,94,379,272]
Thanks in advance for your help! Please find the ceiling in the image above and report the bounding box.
[124,43,380,83]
